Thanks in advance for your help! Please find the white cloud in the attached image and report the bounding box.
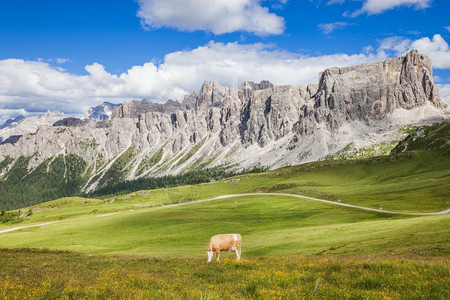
[437,84,450,102]
[445,26,450,32]
[378,36,412,53]
[318,22,352,34]
[52,58,71,64]
[327,0,345,4]
[351,0,431,17]
[378,34,450,69]
[433,75,443,82]
[363,45,374,53]
[136,0,285,35]
[0,42,389,120]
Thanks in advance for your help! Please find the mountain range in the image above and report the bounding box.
[0,50,448,207]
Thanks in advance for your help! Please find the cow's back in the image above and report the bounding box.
[209,234,241,251]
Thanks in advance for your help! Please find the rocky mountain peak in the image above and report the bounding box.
[114,80,276,117]
[239,80,274,100]
[85,102,120,121]
[308,50,447,133]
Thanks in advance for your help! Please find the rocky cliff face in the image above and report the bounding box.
[308,50,443,129]
[112,99,184,118]
[0,50,448,193]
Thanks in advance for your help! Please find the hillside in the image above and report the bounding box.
[1,120,449,211]
[1,121,449,254]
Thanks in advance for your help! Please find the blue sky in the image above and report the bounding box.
[0,0,450,121]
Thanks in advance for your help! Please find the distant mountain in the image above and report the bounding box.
[84,102,121,121]
[0,115,25,130]
[0,50,448,208]
[0,111,67,142]
[0,102,122,142]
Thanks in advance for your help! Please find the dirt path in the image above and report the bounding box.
[1,192,448,234]
[0,221,57,234]
[160,192,450,216]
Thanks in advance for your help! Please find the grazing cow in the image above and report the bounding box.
[206,234,242,262]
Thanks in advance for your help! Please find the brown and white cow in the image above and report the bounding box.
[206,234,242,262]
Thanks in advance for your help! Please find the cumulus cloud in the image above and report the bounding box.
[350,0,431,17]
[136,0,285,35]
[0,42,389,120]
[377,34,450,69]
[318,22,352,34]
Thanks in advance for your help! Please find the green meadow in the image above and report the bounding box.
[0,122,449,298]
[1,194,449,257]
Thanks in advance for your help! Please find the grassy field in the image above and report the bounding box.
[1,194,449,257]
[0,248,448,299]
[0,123,449,298]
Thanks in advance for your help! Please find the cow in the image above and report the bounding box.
[206,234,242,262]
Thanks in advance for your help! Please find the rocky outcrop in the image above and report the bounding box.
[112,99,184,118]
[0,50,448,192]
[53,117,86,127]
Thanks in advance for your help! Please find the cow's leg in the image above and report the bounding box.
[207,251,214,263]
[235,246,241,260]
[216,251,220,262]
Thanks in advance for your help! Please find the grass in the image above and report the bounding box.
[325,140,399,160]
[0,195,448,257]
[135,146,164,176]
[176,137,206,166]
[0,248,448,299]
[97,149,450,214]
[97,145,137,187]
